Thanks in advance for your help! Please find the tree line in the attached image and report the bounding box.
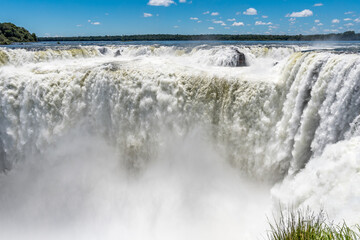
[1,23,359,44]
[0,22,37,45]
[39,31,360,42]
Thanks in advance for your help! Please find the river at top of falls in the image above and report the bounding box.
[0,41,360,240]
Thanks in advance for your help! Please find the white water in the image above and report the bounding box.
[0,44,360,239]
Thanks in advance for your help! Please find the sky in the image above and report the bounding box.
[1,0,360,37]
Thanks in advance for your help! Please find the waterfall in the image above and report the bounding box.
[0,43,359,239]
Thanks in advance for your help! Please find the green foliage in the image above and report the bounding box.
[0,33,10,45]
[0,22,37,45]
[267,209,360,240]
[38,31,360,42]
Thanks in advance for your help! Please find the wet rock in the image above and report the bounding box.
[234,49,247,67]
[114,50,121,57]
[99,47,108,55]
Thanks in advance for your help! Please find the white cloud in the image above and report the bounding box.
[232,22,244,26]
[345,11,354,15]
[332,19,340,23]
[355,18,360,23]
[190,17,198,20]
[286,9,313,17]
[173,25,179,28]
[227,18,236,22]
[148,0,174,7]
[86,19,94,24]
[91,22,101,25]
[262,15,268,18]
[224,27,230,29]
[344,18,352,21]
[144,13,153,17]
[213,20,226,26]
[345,23,354,26]
[255,21,272,25]
[203,11,210,15]
[317,23,323,26]
[208,27,214,29]
[315,19,320,23]
[314,3,323,7]
[211,12,219,16]
[197,20,202,23]
[76,24,82,27]
[179,0,186,2]
[213,20,225,24]
[243,8,257,15]
[289,18,296,22]
[310,26,317,31]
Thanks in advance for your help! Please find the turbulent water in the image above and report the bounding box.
[0,41,360,239]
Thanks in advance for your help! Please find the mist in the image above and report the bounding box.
[0,127,272,240]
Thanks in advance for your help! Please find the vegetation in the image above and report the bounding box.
[0,22,37,45]
[39,31,360,42]
[267,209,360,240]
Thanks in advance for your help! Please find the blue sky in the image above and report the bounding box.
[1,0,360,37]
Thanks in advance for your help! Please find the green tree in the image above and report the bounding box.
[0,22,37,45]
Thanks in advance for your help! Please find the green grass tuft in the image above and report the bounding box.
[267,209,360,240]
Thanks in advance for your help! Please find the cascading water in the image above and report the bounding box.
[0,42,359,239]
